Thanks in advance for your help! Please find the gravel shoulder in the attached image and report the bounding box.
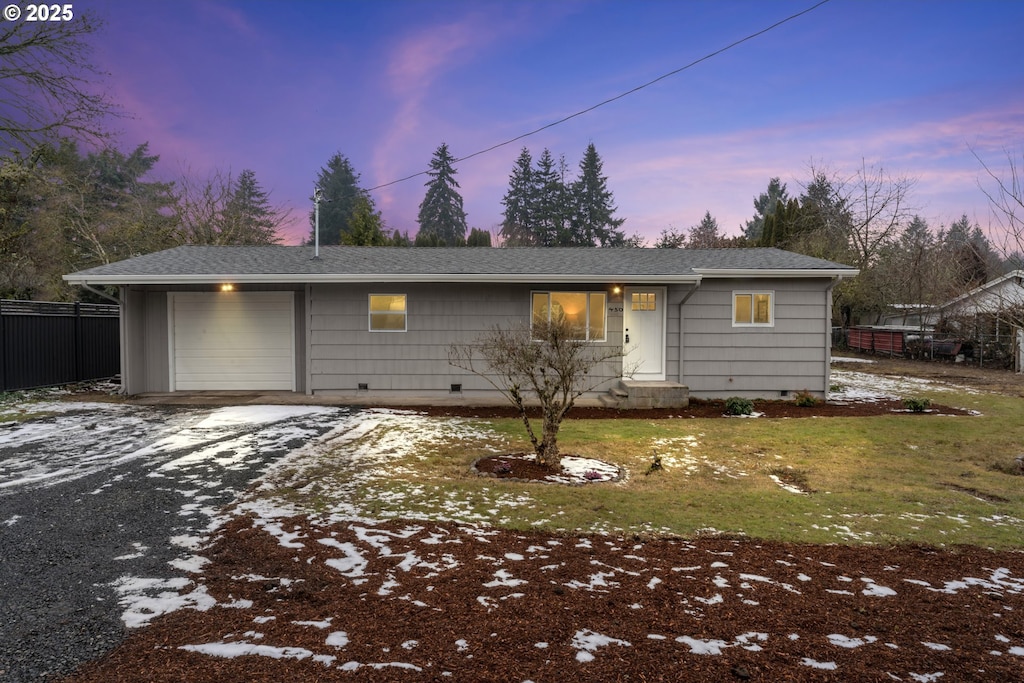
[0,402,348,682]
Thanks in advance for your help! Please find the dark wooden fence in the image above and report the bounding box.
[0,300,120,392]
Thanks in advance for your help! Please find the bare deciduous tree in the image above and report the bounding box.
[174,168,287,245]
[975,147,1024,266]
[448,318,624,470]
[0,10,118,148]
[845,160,917,271]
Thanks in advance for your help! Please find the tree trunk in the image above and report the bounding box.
[534,416,562,470]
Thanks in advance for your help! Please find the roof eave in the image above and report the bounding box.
[64,272,705,286]
[692,268,860,278]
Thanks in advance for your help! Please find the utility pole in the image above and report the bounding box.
[313,186,323,259]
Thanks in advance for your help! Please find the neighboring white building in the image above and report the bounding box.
[876,270,1024,372]
[880,270,1024,330]
[930,270,1024,325]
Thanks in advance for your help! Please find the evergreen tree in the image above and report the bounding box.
[760,198,803,248]
[309,152,367,245]
[60,142,177,268]
[1,140,176,299]
[341,195,388,246]
[743,177,789,242]
[220,169,282,245]
[774,173,853,262]
[466,227,492,246]
[413,231,447,247]
[499,147,537,246]
[570,143,625,246]
[686,211,727,248]
[939,214,992,289]
[390,229,412,247]
[416,143,467,246]
[653,226,686,249]
[532,149,563,246]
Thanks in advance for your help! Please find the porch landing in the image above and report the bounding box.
[600,380,690,409]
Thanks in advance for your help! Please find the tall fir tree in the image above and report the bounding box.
[309,152,368,246]
[416,143,467,246]
[500,147,537,246]
[743,177,789,242]
[569,143,625,246]
[532,148,563,246]
[220,169,282,245]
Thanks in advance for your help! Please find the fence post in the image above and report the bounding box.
[74,301,82,382]
[0,301,6,391]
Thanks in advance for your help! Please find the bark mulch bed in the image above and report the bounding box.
[57,386,1002,681]
[415,398,972,420]
[63,515,1024,682]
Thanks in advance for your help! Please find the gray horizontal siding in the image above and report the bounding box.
[308,282,624,396]
[679,278,832,398]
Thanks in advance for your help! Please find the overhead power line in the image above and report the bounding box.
[366,0,833,192]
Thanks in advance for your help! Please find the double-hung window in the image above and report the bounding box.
[369,294,407,332]
[733,291,773,326]
[531,291,607,341]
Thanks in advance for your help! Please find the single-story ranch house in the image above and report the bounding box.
[64,246,858,405]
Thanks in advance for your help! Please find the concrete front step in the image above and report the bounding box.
[603,380,689,409]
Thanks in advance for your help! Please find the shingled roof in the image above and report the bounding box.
[64,245,858,285]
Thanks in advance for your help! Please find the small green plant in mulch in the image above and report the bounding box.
[793,390,818,407]
[902,397,932,413]
[724,397,754,416]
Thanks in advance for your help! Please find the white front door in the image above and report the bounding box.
[622,286,666,380]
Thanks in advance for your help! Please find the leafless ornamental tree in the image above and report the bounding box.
[448,318,625,470]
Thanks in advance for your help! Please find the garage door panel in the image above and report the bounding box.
[170,292,295,391]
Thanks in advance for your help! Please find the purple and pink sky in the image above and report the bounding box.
[90,0,1024,246]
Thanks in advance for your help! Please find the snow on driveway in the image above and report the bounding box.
[0,402,337,492]
[0,401,358,680]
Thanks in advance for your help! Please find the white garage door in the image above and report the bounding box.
[170,292,295,391]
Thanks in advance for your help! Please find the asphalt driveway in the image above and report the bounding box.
[0,399,351,682]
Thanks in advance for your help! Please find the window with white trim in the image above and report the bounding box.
[369,294,407,331]
[733,291,773,326]
[531,291,607,341]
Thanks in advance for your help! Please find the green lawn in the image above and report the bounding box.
[277,386,1024,550]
